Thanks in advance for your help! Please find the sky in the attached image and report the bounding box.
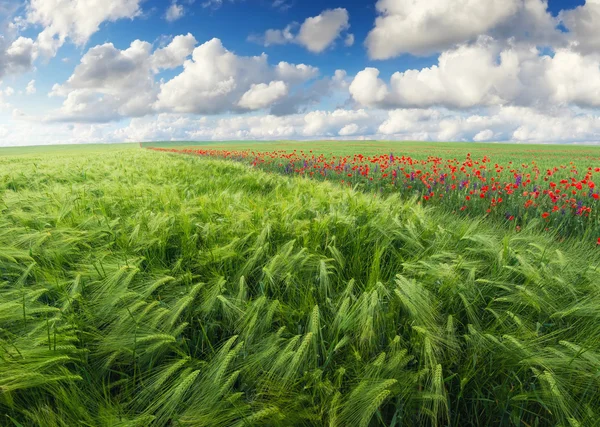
[1,0,600,146]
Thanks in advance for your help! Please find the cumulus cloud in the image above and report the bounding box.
[258,24,296,46]
[344,34,354,47]
[348,68,389,108]
[0,36,36,79]
[155,38,320,115]
[339,123,359,136]
[27,0,143,58]
[350,37,600,110]
[250,8,351,53]
[50,34,197,122]
[107,106,600,144]
[376,106,600,143]
[238,81,289,110]
[267,69,350,116]
[165,2,185,22]
[297,8,350,53]
[50,37,323,121]
[4,104,600,146]
[473,129,495,141]
[150,33,197,70]
[560,0,600,54]
[0,6,36,79]
[365,0,558,59]
[302,109,376,137]
[109,108,379,142]
[274,61,320,83]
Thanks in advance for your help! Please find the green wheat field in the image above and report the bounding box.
[1,142,600,426]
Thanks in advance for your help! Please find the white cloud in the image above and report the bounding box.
[0,36,36,79]
[150,33,197,70]
[0,5,36,79]
[269,70,349,116]
[366,0,517,58]
[50,37,324,121]
[377,109,443,135]
[302,109,375,137]
[50,35,196,122]
[260,25,296,46]
[274,61,319,83]
[365,0,558,59]
[376,106,600,143]
[560,0,600,54]
[339,123,359,136]
[26,79,36,94]
[4,103,600,146]
[110,106,600,144]
[473,129,495,141]
[348,67,389,108]
[105,113,298,142]
[297,8,350,53]
[165,2,185,22]
[0,110,123,147]
[27,0,143,58]
[238,81,289,110]
[350,38,600,110]
[251,8,351,53]
[4,86,14,96]
[6,1,600,146]
[155,38,320,115]
[109,108,378,142]
[344,33,354,47]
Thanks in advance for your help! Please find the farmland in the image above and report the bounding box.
[149,141,600,243]
[1,143,600,426]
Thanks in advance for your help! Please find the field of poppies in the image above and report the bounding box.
[149,142,600,244]
[1,143,600,426]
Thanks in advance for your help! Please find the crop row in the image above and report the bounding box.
[150,147,600,242]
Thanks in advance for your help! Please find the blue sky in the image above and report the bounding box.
[1,0,600,145]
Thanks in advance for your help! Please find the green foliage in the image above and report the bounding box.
[1,149,599,426]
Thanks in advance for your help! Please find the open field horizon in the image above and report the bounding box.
[4,139,600,156]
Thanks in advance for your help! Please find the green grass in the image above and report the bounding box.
[147,142,600,244]
[1,147,600,426]
[0,143,138,157]
[143,140,600,161]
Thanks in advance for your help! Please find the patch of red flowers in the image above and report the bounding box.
[148,147,600,243]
